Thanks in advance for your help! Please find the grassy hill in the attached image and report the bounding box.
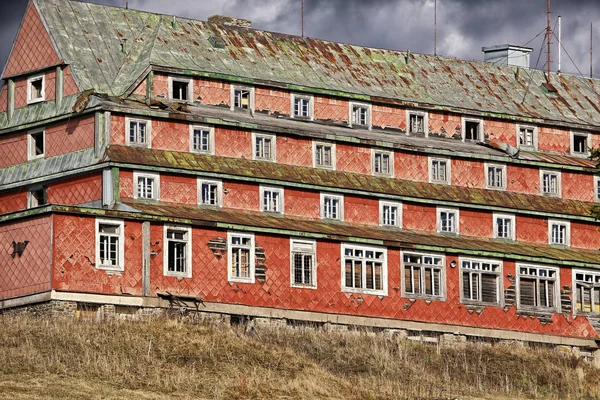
[0,315,598,399]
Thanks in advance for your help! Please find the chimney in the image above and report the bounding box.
[482,44,533,68]
[208,15,251,28]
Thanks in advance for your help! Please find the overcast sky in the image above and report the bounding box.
[2,0,600,80]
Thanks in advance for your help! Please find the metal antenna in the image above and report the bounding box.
[546,0,552,81]
[434,0,437,56]
[125,0,128,9]
[301,0,305,37]
[591,22,593,78]
[557,15,561,74]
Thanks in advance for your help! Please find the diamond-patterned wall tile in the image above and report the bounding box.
[572,222,600,250]
[452,159,485,188]
[403,203,436,231]
[485,118,516,145]
[507,165,539,195]
[461,209,492,238]
[120,170,134,199]
[47,173,102,205]
[46,115,95,157]
[0,85,7,113]
[14,78,28,109]
[111,114,126,145]
[223,182,259,210]
[153,74,169,99]
[3,2,61,78]
[0,216,52,299]
[152,119,188,152]
[429,111,461,138]
[255,87,290,115]
[0,190,27,214]
[563,172,594,202]
[215,127,252,159]
[314,96,348,123]
[372,104,403,130]
[196,78,230,105]
[515,215,548,244]
[64,67,80,96]
[395,151,428,182]
[133,80,147,96]
[539,126,570,153]
[285,188,320,219]
[337,143,370,174]
[0,132,27,168]
[161,174,197,205]
[345,196,378,226]
[277,136,312,167]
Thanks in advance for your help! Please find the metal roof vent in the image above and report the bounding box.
[482,44,533,69]
[208,15,251,28]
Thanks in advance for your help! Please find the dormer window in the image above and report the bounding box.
[291,93,313,119]
[126,118,151,148]
[517,125,537,149]
[27,75,45,104]
[168,77,193,102]
[572,132,591,156]
[349,102,371,129]
[27,129,45,160]
[462,117,483,141]
[406,110,428,135]
[231,85,254,111]
[28,186,47,208]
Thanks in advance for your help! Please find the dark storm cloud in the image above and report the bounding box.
[2,0,600,82]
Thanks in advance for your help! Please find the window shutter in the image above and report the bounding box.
[481,273,497,303]
[519,278,536,307]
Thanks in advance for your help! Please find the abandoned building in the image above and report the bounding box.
[2,0,600,356]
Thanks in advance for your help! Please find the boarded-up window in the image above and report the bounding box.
[461,259,501,305]
[574,271,600,314]
[342,244,387,295]
[403,253,444,299]
[518,265,557,310]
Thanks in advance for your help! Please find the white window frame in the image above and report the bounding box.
[461,116,484,142]
[163,225,192,278]
[493,212,515,240]
[401,251,446,300]
[125,117,152,148]
[252,132,276,162]
[516,124,538,150]
[313,141,336,170]
[548,219,570,246]
[516,264,559,312]
[484,163,507,190]
[595,177,600,202]
[27,128,45,160]
[379,200,402,228]
[168,76,194,102]
[95,218,125,272]
[291,93,314,120]
[341,243,388,296]
[27,186,47,208]
[230,85,255,112]
[459,257,503,306]
[572,269,600,315]
[429,156,451,184]
[540,169,561,197]
[436,207,459,234]
[133,171,160,201]
[372,149,393,177]
[405,110,429,136]
[227,232,255,284]
[189,125,214,155]
[259,185,284,214]
[348,102,372,129]
[197,178,223,207]
[27,74,45,104]
[571,131,591,157]
[320,193,344,221]
[290,238,317,289]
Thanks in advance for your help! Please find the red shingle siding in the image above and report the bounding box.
[452,159,485,188]
[539,126,570,153]
[460,209,493,238]
[403,203,436,231]
[161,174,197,205]
[516,215,548,245]
[507,165,539,195]
[215,127,252,159]
[255,87,290,116]
[372,104,403,130]
[64,67,79,96]
[153,73,169,99]
[120,170,134,199]
[345,196,378,226]
[152,119,188,152]
[133,79,147,96]
[0,190,27,214]
[0,132,27,168]
[223,182,258,210]
[395,151,429,182]
[196,78,229,106]
[337,143,371,174]
[0,85,7,113]
[314,96,348,124]
[47,173,102,205]
[572,221,600,250]
[46,115,95,157]
[563,172,594,202]
[277,136,312,167]
[429,111,461,138]
[285,188,320,219]
[486,119,516,145]
[111,114,126,145]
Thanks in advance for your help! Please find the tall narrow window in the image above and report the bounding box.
[485,164,506,190]
[574,271,600,315]
[321,193,343,220]
[253,133,275,161]
[291,94,313,119]
[28,187,47,208]
[27,129,45,160]
[429,157,450,184]
[95,219,124,271]
[407,111,427,135]
[168,77,192,102]
[164,226,191,278]
[260,186,284,213]
[198,179,222,207]
[518,265,558,311]
[126,118,151,148]
[27,75,45,104]
[190,126,213,154]
[540,170,560,197]
[379,201,401,227]
[460,259,501,305]
[517,125,537,149]
[403,252,444,299]
[349,103,370,128]
[314,142,335,169]
[342,244,387,295]
[437,208,459,234]
[494,213,515,240]
[290,239,316,288]
[228,232,255,283]
[548,220,570,246]
[133,172,159,200]
[373,151,392,176]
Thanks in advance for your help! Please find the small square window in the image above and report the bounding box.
[198,179,222,207]
[313,141,335,169]
[126,118,151,148]
[540,170,561,197]
[253,133,276,161]
[517,125,537,149]
[227,232,255,283]
[485,163,506,190]
[290,239,317,288]
[379,201,402,228]
[164,225,192,278]
[572,132,590,156]
[320,193,343,221]
[190,125,214,154]
[548,219,570,246]
[231,85,254,111]
[373,150,393,176]
[28,187,47,208]
[133,172,160,201]
[493,213,515,240]
[429,157,451,184]
[463,117,483,141]
[27,129,45,160]
[95,219,125,271]
[349,102,371,128]
[406,111,428,135]
[437,207,459,234]
[291,93,313,119]
[168,77,193,102]
[27,75,45,104]
[260,186,284,213]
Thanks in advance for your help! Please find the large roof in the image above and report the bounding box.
[33,0,600,129]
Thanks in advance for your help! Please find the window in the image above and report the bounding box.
[342,244,387,295]
[462,117,483,141]
[595,177,600,202]
[133,172,159,200]
[373,150,393,176]
[227,232,255,283]
[548,219,570,246]
[198,179,222,207]
[437,207,459,234]
[540,170,561,197]
[253,133,276,161]
[517,125,537,149]
[291,93,313,119]
[571,132,591,156]
[485,163,506,190]
[95,219,124,271]
[168,77,193,102]
[126,118,151,148]
[27,129,45,160]
[429,157,450,184]
[517,265,558,311]
[574,270,600,315]
[402,252,444,299]
[379,201,402,228]
[190,125,214,154]
[164,225,192,278]
[349,102,371,129]
[231,85,254,111]
[406,110,428,135]
[313,141,335,169]
[290,239,316,288]
[28,187,47,208]
[493,213,515,240]
[320,193,343,221]
[260,186,283,213]
[460,258,501,305]
[27,75,45,104]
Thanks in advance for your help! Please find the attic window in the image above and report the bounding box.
[28,187,47,208]
[28,129,45,160]
[231,86,254,112]
[517,125,537,149]
[572,132,590,156]
[463,118,483,141]
[407,110,428,135]
[27,75,45,104]
[168,77,192,102]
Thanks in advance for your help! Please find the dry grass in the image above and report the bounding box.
[0,315,598,399]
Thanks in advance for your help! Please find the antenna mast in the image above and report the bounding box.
[546,0,551,81]
[557,15,561,74]
[591,22,593,78]
[125,0,128,9]
[301,0,305,37]
[434,0,437,56]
